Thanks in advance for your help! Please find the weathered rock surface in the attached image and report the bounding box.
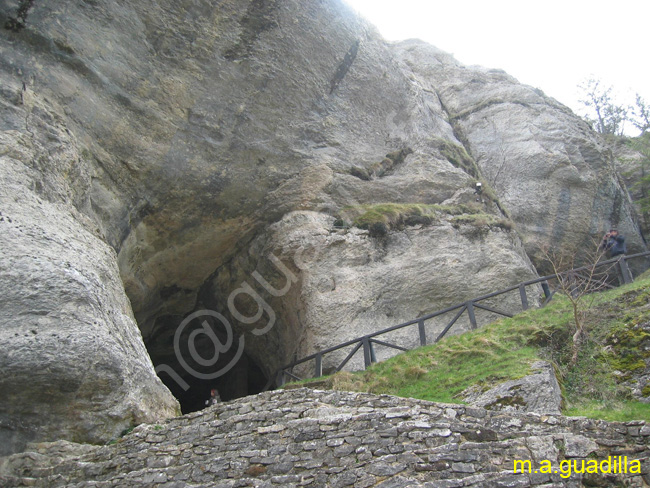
[601,291,650,403]
[462,361,563,415]
[393,40,646,269]
[1,388,649,487]
[0,0,647,452]
[613,137,650,238]
[0,92,179,455]
[203,211,539,378]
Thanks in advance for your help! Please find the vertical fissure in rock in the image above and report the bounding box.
[436,94,513,220]
[329,39,360,94]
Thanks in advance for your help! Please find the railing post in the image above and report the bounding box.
[362,337,376,368]
[418,320,427,346]
[618,256,634,284]
[314,353,323,378]
[541,281,551,301]
[276,370,286,387]
[519,284,529,311]
[466,301,477,329]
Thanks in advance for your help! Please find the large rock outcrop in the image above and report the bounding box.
[394,40,646,269]
[0,0,645,452]
[0,86,180,455]
[201,210,538,379]
[613,137,650,238]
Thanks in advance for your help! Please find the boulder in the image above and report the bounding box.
[0,105,179,455]
[461,361,563,415]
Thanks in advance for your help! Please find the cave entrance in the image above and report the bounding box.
[145,313,271,414]
[160,352,269,414]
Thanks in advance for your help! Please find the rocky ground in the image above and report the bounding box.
[1,388,649,487]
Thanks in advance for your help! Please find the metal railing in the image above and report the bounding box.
[273,251,650,387]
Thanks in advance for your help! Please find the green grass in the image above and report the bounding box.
[288,278,650,421]
[299,298,573,402]
[362,342,538,404]
[566,401,650,422]
[437,138,480,178]
[365,299,573,403]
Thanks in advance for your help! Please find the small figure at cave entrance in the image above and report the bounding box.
[205,388,221,407]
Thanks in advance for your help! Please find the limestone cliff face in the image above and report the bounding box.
[200,211,538,380]
[393,41,645,267]
[0,0,645,453]
[613,139,649,237]
[0,84,180,454]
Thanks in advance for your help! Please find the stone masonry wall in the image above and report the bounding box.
[1,388,649,487]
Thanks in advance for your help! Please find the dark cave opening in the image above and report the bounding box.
[146,313,271,414]
[159,352,269,414]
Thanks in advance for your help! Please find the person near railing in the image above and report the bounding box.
[600,228,629,287]
[601,228,627,258]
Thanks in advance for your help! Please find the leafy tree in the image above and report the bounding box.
[578,78,629,136]
[631,94,650,134]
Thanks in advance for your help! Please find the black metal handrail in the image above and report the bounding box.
[273,251,650,387]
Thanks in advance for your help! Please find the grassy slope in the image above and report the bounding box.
[291,277,650,421]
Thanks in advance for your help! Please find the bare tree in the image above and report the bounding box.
[541,242,614,365]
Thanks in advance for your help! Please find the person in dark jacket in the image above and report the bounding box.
[601,228,627,258]
[205,388,221,407]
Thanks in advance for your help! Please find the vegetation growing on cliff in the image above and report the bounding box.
[450,213,513,231]
[436,138,480,177]
[290,277,650,422]
[339,203,482,231]
[336,202,514,238]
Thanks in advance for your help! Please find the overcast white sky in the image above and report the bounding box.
[344,0,649,130]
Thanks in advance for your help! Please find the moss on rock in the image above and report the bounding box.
[641,383,650,397]
[342,202,483,234]
[604,323,650,378]
[436,138,480,178]
[484,394,527,411]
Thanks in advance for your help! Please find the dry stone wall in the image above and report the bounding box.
[1,388,649,487]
